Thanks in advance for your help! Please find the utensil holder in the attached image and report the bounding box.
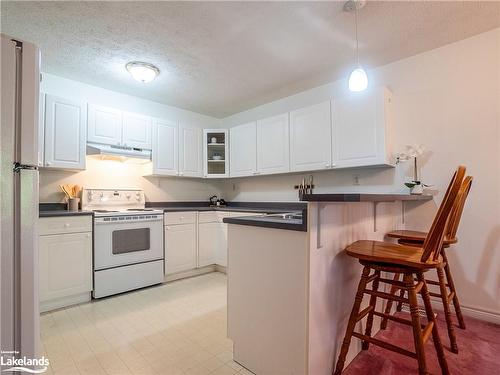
[68,198,80,211]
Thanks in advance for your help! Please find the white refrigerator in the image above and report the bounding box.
[0,34,41,364]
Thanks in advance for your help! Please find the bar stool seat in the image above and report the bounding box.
[387,230,457,246]
[346,240,443,269]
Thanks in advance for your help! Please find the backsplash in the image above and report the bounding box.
[39,157,225,203]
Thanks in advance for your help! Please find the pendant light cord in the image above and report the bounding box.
[354,1,359,67]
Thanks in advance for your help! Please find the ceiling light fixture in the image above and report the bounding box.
[125,61,160,83]
[344,0,368,92]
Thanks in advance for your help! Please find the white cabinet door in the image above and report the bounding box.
[179,125,203,177]
[215,223,228,267]
[87,104,122,146]
[290,101,332,172]
[164,223,197,275]
[39,232,92,302]
[198,222,226,267]
[122,112,152,149]
[332,88,393,168]
[229,122,257,177]
[257,113,290,175]
[152,119,178,176]
[44,94,87,169]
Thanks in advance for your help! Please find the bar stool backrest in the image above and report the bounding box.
[446,176,473,240]
[421,166,466,263]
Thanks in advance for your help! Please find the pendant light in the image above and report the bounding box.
[345,0,368,92]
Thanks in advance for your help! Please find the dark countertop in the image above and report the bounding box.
[300,193,434,202]
[39,201,307,218]
[39,210,93,218]
[149,206,298,214]
[223,210,307,232]
[147,201,307,214]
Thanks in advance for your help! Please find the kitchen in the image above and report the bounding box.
[1,1,500,375]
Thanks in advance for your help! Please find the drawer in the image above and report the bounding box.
[199,211,230,223]
[39,216,92,236]
[164,211,197,225]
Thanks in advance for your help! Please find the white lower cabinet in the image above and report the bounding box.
[163,210,264,276]
[198,222,227,267]
[39,216,92,312]
[164,223,197,275]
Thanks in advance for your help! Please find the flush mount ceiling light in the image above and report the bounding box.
[344,0,368,92]
[125,61,160,83]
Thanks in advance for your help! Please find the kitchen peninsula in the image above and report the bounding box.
[225,193,432,375]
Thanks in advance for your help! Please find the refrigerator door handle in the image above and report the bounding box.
[13,162,38,173]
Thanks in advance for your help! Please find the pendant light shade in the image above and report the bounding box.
[348,67,368,92]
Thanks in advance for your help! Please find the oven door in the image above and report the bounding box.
[94,216,163,270]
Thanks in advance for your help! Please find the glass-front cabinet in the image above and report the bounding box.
[203,129,229,178]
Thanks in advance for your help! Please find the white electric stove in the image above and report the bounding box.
[82,188,164,298]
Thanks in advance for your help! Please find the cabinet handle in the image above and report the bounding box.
[86,233,90,238]
[165,226,170,230]
[179,172,184,176]
[325,164,330,168]
[46,162,51,166]
[64,223,70,227]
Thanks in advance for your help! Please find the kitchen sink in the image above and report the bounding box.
[265,212,303,220]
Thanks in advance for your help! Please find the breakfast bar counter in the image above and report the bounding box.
[227,195,434,375]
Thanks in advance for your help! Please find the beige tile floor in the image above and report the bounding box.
[40,272,253,375]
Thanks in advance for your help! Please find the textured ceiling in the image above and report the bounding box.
[2,1,500,118]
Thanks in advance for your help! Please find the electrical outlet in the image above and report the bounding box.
[353,175,360,185]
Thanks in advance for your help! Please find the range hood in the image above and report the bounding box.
[86,143,151,161]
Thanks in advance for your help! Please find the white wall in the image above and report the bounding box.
[39,74,224,203]
[39,157,223,203]
[41,73,221,127]
[221,29,500,317]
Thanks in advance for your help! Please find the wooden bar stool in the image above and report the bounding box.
[333,166,465,375]
[382,176,472,354]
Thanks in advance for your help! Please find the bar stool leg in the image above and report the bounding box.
[380,273,400,330]
[437,266,458,353]
[417,272,450,375]
[442,251,466,329]
[404,273,427,375]
[333,266,371,375]
[362,270,380,349]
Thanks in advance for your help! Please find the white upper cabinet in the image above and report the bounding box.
[179,125,203,177]
[44,94,87,170]
[87,104,122,146]
[230,122,257,177]
[257,113,290,175]
[332,87,393,168]
[203,129,229,178]
[122,112,152,149]
[290,101,332,172]
[152,119,178,176]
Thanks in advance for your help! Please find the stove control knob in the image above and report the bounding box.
[126,193,131,199]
